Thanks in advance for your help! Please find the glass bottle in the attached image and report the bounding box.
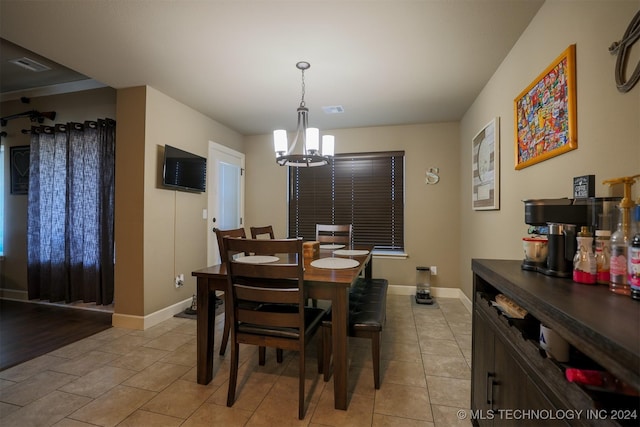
[629,205,640,301]
[605,175,639,295]
[595,229,611,285]
[610,204,635,295]
[573,226,596,284]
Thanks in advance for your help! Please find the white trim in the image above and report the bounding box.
[0,79,107,102]
[458,291,472,312]
[112,297,192,330]
[0,289,28,300]
[372,251,409,259]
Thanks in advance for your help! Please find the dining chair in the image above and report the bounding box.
[250,225,275,239]
[313,224,353,308]
[214,227,247,356]
[316,224,352,245]
[223,237,328,420]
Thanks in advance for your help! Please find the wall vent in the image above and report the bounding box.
[8,57,51,72]
[322,105,345,114]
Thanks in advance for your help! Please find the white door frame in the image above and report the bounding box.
[207,141,245,266]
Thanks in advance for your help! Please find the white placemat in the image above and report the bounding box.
[333,249,369,256]
[320,244,345,250]
[310,257,359,269]
[235,255,280,264]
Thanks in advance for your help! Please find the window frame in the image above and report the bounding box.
[287,150,405,252]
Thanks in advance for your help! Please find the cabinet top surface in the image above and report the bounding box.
[472,259,640,380]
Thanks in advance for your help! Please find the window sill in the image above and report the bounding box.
[371,249,408,259]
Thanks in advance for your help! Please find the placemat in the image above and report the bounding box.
[320,244,345,250]
[310,257,359,269]
[333,249,369,256]
[235,255,280,264]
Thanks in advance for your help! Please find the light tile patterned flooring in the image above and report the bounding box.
[0,295,473,426]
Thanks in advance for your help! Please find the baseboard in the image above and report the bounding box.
[388,284,471,312]
[0,288,28,300]
[112,297,192,330]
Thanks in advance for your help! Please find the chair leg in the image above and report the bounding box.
[227,342,239,407]
[298,347,306,420]
[220,316,230,355]
[317,335,323,374]
[322,325,332,382]
[372,332,381,389]
[277,348,283,363]
[259,346,266,365]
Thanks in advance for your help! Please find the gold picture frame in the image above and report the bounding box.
[472,117,499,210]
[514,44,577,170]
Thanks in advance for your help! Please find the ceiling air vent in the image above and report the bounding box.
[322,105,345,114]
[9,57,51,72]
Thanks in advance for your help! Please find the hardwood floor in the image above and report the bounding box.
[0,299,112,371]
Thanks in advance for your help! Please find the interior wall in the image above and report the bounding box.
[113,86,146,317]
[458,0,640,299]
[132,86,243,318]
[243,122,461,289]
[0,87,116,299]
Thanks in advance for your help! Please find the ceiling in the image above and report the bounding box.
[0,0,544,136]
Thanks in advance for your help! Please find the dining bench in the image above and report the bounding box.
[321,277,388,389]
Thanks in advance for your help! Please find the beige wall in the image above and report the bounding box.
[1,87,116,298]
[458,0,640,299]
[244,123,461,289]
[114,86,244,321]
[113,87,146,316]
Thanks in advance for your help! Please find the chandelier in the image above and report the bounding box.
[274,61,334,167]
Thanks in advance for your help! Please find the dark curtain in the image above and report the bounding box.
[27,119,116,305]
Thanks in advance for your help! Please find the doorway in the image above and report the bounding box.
[207,141,245,266]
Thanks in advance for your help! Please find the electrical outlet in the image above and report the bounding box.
[430,266,437,276]
[175,275,184,288]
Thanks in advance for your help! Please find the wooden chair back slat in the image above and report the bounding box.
[250,225,275,239]
[215,227,247,263]
[315,224,352,245]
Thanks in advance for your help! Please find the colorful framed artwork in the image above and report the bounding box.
[472,117,499,210]
[514,44,577,170]
[10,145,30,195]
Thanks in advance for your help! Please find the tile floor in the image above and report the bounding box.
[0,295,473,426]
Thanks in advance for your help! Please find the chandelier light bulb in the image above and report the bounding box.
[322,135,335,157]
[306,128,319,153]
[274,130,288,155]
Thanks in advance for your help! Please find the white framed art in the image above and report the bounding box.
[472,117,500,210]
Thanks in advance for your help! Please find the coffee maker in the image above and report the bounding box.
[522,199,586,277]
[522,198,618,278]
[543,222,577,277]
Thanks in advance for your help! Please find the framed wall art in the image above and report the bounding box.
[514,44,577,170]
[472,117,499,210]
[10,145,30,195]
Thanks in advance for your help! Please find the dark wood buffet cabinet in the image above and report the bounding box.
[471,259,639,427]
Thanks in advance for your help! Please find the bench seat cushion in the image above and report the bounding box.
[323,278,388,333]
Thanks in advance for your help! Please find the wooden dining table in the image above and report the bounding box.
[191,244,373,410]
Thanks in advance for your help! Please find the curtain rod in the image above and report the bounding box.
[20,118,115,135]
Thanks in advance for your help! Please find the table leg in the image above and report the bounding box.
[332,286,349,410]
[196,277,215,385]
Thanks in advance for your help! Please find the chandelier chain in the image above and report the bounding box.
[300,68,306,108]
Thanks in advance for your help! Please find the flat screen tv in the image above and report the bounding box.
[162,145,207,193]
